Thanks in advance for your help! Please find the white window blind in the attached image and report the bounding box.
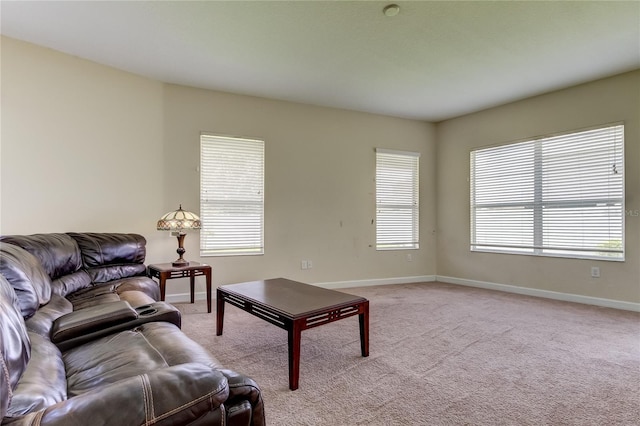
[470,124,624,260]
[376,149,420,250]
[200,134,264,256]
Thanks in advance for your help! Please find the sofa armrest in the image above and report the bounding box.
[53,302,182,351]
[51,301,138,343]
[3,364,229,426]
[220,369,266,426]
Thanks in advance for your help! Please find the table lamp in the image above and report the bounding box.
[157,204,201,266]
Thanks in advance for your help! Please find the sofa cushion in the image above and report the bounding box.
[65,277,158,311]
[67,291,121,311]
[111,275,161,302]
[0,276,31,419]
[1,234,93,296]
[68,233,147,266]
[5,333,66,417]
[52,270,92,297]
[0,234,82,281]
[24,294,73,338]
[0,244,52,318]
[62,322,222,397]
[87,263,147,284]
[26,364,229,426]
[64,328,171,396]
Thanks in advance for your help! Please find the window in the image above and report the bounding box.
[376,148,420,250]
[470,124,624,260]
[200,134,264,256]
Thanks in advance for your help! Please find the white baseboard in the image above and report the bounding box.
[437,275,640,312]
[165,274,639,312]
[166,292,209,303]
[165,275,436,302]
[315,275,436,289]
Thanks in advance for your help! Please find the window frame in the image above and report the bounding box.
[375,148,420,251]
[200,133,265,257]
[470,123,625,261]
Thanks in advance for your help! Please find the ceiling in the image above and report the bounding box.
[1,1,639,122]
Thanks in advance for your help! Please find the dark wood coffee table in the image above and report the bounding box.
[216,278,369,390]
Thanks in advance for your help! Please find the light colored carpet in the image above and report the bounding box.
[176,282,640,425]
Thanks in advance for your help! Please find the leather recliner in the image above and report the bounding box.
[0,232,265,426]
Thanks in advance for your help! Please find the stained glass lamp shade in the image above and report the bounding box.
[157,205,201,267]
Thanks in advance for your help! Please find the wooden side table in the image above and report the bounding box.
[147,262,212,313]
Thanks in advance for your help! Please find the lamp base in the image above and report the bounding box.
[172,232,190,267]
[172,258,190,267]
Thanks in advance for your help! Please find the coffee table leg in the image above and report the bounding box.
[288,320,302,390]
[359,301,369,357]
[216,289,225,336]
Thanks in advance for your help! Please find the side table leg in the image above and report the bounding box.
[359,301,370,357]
[205,268,212,313]
[288,320,302,390]
[216,289,225,335]
[190,273,195,304]
[159,276,166,302]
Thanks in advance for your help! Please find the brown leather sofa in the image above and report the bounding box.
[0,233,265,426]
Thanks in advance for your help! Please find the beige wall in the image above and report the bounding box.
[436,71,640,303]
[0,37,167,261]
[2,36,637,303]
[1,37,437,296]
[162,85,437,287]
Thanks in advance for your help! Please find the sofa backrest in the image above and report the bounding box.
[0,234,81,281]
[67,233,147,283]
[0,275,31,419]
[0,234,90,297]
[0,244,52,318]
[1,232,149,295]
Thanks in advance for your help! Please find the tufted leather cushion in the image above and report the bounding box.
[87,263,147,284]
[64,276,159,311]
[0,244,52,318]
[68,233,147,283]
[24,294,73,338]
[0,234,82,281]
[5,333,66,417]
[63,322,224,397]
[51,270,92,297]
[1,234,92,296]
[68,233,146,268]
[0,275,31,419]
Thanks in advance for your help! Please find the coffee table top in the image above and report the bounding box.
[219,278,367,319]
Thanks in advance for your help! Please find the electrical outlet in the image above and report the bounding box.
[301,260,308,270]
[307,260,313,269]
[407,254,413,262]
[591,266,600,278]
